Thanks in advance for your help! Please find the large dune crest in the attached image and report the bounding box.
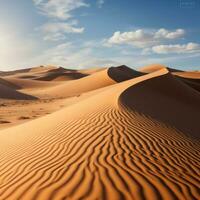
[0,65,199,200]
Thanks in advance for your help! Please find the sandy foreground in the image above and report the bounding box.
[0,65,199,200]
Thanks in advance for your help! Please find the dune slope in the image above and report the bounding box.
[173,71,200,92]
[32,66,143,98]
[0,77,20,89]
[108,65,144,82]
[175,76,200,92]
[0,68,199,200]
[33,68,88,82]
[139,64,183,73]
[31,68,116,98]
[3,77,60,90]
[0,81,37,100]
[119,72,200,137]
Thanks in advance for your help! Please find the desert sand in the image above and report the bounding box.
[0,64,199,200]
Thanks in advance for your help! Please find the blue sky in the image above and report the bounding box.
[0,0,199,71]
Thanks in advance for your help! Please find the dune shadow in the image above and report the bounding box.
[108,65,145,82]
[0,77,21,89]
[175,76,200,92]
[0,84,38,100]
[167,67,183,72]
[119,73,200,138]
[35,69,88,81]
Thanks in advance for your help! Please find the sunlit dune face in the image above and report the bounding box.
[0,66,199,199]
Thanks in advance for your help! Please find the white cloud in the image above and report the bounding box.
[43,32,66,41]
[154,28,185,39]
[33,0,89,20]
[152,43,200,54]
[107,28,200,56]
[38,22,84,41]
[107,28,185,48]
[97,0,104,8]
[33,0,88,41]
[108,29,153,47]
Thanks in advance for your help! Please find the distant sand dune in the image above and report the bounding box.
[31,68,116,98]
[139,64,167,73]
[33,67,88,82]
[0,78,37,100]
[32,66,144,98]
[140,64,183,73]
[34,71,86,82]
[0,65,56,76]
[4,77,60,89]
[0,77,20,89]
[108,65,144,82]
[174,71,200,79]
[0,67,199,200]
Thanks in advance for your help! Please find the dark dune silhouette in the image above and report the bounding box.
[108,65,144,82]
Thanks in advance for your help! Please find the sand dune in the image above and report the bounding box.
[33,67,87,82]
[0,83,37,100]
[108,65,144,82]
[4,77,60,89]
[31,68,115,98]
[139,64,167,73]
[0,77,20,89]
[3,66,104,82]
[0,66,111,127]
[139,64,183,73]
[1,65,66,79]
[119,70,200,137]
[175,76,200,92]
[29,65,59,73]
[0,77,37,100]
[171,71,200,92]
[0,65,199,200]
[139,65,200,92]
[173,71,200,79]
[32,65,143,98]
[0,65,56,77]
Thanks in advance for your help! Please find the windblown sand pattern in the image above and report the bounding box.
[0,65,199,200]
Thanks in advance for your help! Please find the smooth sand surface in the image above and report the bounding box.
[139,64,167,73]
[0,65,199,200]
[139,64,183,73]
[173,71,200,79]
[29,68,116,98]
